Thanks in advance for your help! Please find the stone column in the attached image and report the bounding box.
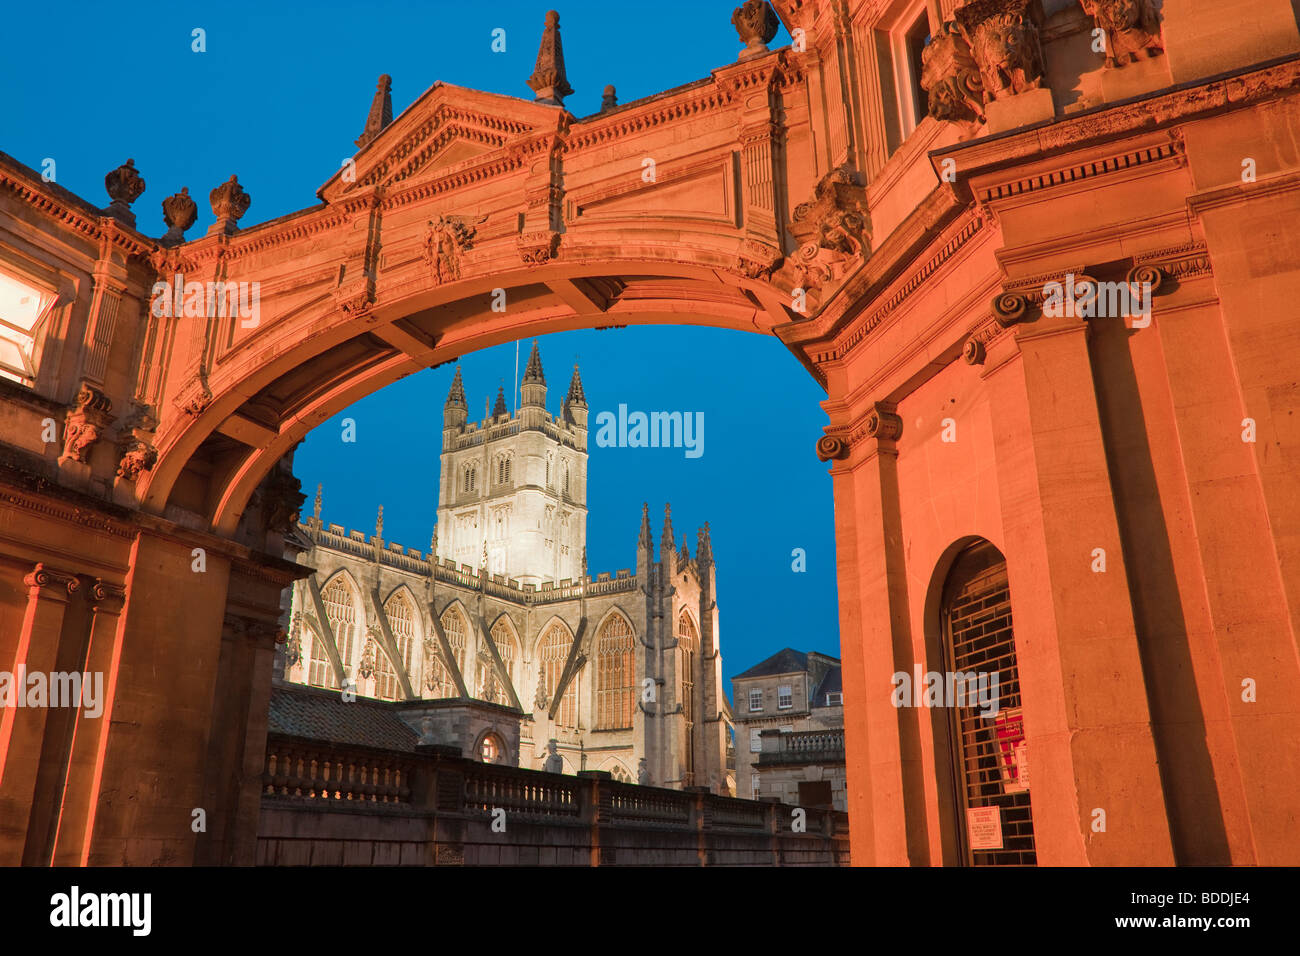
[84,533,233,866]
[49,578,125,866]
[0,564,79,864]
[982,315,1174,865]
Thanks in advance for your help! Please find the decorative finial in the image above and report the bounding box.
[104,159,146,226]
[446,365,466,407]
[355,74,393,150]
[208,175,251,236]
[160,187,197,246]
[601,84,617,111]
[376,504,384,537]
[731,0,779,60]
[527,10,573,106]
[313,483,323,520]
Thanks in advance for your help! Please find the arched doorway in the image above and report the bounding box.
[939,540,1036,866]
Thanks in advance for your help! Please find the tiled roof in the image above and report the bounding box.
[268,683,419,751]
[733,648,809,680]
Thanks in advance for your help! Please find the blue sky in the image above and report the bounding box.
[3,0,839,686]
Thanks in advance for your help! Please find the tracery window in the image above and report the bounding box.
[321,575,358,687]
[595,614,635,730]
[678,610,698,786]
[540,622,578,728]
[427,606,468,698]
[308,625,333,689]
[377,590,416,701]
[463,462,477,493]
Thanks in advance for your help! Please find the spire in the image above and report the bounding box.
[375,504,384,538]
[681,534,690,563]
[661,503,676,561]
[313,483,323,520]
[446,365,466,407]
[430,522,437,559]
[639,502,653,550]
[527,10,573,106]
[566,363,586,406]
[523,340,546,385]
[493,383,508,418]
[697,522,711,563]
[355,74,393,150]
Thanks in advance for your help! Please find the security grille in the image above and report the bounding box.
[943,543,1036,866]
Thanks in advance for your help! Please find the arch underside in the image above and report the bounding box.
[147,261,792,536]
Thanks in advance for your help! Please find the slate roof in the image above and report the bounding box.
[267,683,419,751]
[812,667,843,705]
[733,648,809,680]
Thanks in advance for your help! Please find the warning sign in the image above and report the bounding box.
[967,805,1003,850]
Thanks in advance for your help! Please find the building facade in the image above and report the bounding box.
[732,648,846,810]
[281,343,732,793]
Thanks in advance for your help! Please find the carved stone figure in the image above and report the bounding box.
[358,632,376,680]
[956,1,1046,103]
[732,0,780,59]
[789,164,870,295]
[284,612,303,668]
[258,464,306,534]
[1080,0,1163,68]
[419,716,436,744]
[116,438,157,481]
[424,215,479,284]
[61,384,113,465]
[534,673,549,711]
[543,738,564,774]
[922,21,987,125]
[637,757,651,786]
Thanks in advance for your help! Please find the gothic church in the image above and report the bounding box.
[281,342,733,794]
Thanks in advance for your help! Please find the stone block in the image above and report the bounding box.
[986,88,1056,134]
[1162,0,1300,83]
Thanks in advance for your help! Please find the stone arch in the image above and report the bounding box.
[473,727,512,766]
[135,249,795,539]
[601,758,633,784]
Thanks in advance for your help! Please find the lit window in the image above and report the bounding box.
[0,268,56,386]
[481,734,501,763]
[826,692,843,706]
[748,689,763,712]
[751,773,760,798]
[750,728,761,753]
[778,685,793,709]
[596,614,635,730]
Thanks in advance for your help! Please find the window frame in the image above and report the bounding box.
[0,260,60,390]
[887,0,933,144]
[777,684,794,710]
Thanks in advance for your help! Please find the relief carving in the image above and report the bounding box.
[424,214,483,284]
[789,164,870,294]
[1080,0,1163,68]
[955,0,1046,104]
[921,21,987,125]
[61,383,113,465]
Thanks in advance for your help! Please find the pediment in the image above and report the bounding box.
[319,83,558,202]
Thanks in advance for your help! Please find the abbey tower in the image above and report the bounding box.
[436,342,589,587]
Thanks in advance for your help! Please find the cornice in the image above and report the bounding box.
[0,166,156,259]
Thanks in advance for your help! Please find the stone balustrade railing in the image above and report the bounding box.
[259,733,849,866]
[757,728,847,767]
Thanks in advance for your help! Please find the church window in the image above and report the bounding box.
[540,622,578,728]
[463,462,478,494]
[778,685,793,709]
[320,575,357,687]
[480,733,503,764]
[308,627,332,689]
[678,610,698,785]
[378,591,416,701]
[429,606,468,698]
[596,614,635,730]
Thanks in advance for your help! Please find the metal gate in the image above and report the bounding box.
[941,541,1036,866]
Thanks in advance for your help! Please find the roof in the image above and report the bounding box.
[733,647,809,680]
[812,666,843,704]
[268,683,419,751]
